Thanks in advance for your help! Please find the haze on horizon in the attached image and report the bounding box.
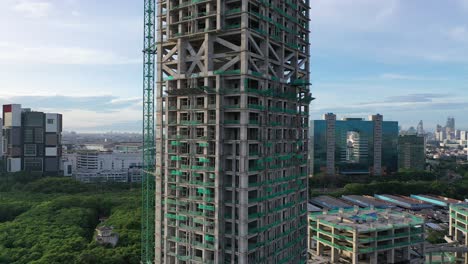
[0,0,467,132]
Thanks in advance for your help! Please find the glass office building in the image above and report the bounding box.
[313,113,398,176]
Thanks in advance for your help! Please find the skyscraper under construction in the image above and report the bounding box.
[153,0,311,262]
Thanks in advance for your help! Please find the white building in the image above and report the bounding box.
[72,150,142,183]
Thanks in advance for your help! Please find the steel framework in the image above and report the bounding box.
[142,0,156,263]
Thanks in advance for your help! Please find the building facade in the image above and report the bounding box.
[154,0,311,262]
[449,204,468,263]
[398,134,425,171]
[73,150,142,183]
[314,114,398,176]
[2,104,62,175]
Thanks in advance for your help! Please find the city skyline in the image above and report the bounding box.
[1,0,468,132]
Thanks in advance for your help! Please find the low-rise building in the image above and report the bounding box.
[308,207,425,264]
[73,150,142,183]
[374,194,433,211]
[95,226,119,247]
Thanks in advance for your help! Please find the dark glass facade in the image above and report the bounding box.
[314,118,398,175]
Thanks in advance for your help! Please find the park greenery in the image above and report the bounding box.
[310,162,468,201]
[0,173,141,264]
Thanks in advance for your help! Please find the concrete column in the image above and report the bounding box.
[331,227,337,263]
[387,249,395,264]
[317,241,323,256]
[352,229,359,264]
[402,246,410,260]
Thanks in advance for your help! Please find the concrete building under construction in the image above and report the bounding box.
[153,0,311,263]
[308,207,426,264]
[449,204,468,263]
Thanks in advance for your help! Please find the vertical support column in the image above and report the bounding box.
[371,114,383,176]
[325,113,336,176]
[352,228,358,264]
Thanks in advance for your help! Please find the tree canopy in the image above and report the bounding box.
[0,176,140,264]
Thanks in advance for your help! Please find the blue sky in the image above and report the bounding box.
[0,0,467,132]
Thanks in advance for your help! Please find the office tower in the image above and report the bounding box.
[446,117,455,132]
[314,114,398,176]
[398,134,425,171]
[154,0,311,263]
[416,120,424,136]
[2,104,62,175]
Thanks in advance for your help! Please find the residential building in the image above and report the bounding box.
[2,104,62,175]
[153,0,311,262]
[308,207,425,264]
[313,114,398,176]
[398,134,425,171]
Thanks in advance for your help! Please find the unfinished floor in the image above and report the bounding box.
[308,207,426,264]
[153,0,311,263]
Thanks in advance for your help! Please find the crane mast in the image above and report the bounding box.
[142,0,156,263]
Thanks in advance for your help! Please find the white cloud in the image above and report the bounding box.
[311,0,399,31]
[448,26,468,42]
[380,73,448,81]
[0,43,139,65]
[13,0,53,18]
[460,0,468,10]
[61,108,140,131]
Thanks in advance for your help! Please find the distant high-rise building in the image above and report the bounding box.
[314,113,398,176]
[398,135,425,171]
[446,117,455,132]
[2,104,62,175]
[406,126,417,135]
[416,120,424,136]
[460,131,468,141]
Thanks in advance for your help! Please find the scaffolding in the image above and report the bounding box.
[154,0,311,263]
[449,204,468,263]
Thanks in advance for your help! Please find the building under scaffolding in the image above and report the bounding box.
[308,207,425,264]
[153,0,311,262]
[449,204,468,263]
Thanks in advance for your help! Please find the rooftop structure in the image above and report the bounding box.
[310,195,353,210]
[152,0,311,262]
[307,202,322,213]
[308,207,425,264]
[411,194,465,208]
[374,194,433,211]
[342,195,396,209]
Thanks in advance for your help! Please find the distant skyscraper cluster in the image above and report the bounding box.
[434,117,468,147]
[435,117,457,141]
